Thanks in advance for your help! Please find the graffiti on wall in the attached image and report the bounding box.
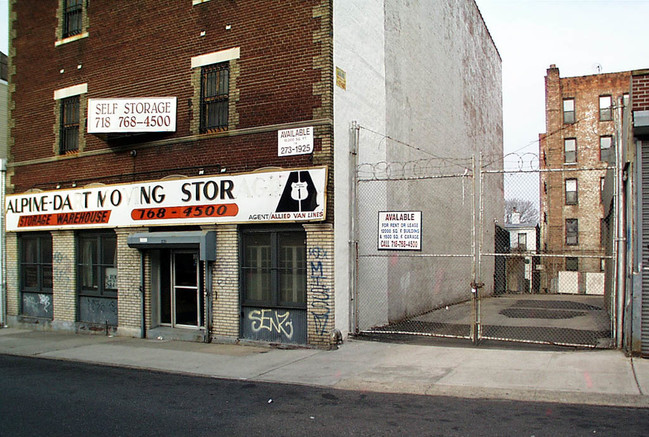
[309,246,330,336]
[53,251,73,288]
[248,308,294,340]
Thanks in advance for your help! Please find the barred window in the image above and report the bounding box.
[200,63,229,133]
[63,0,83,38]
[60,96,80,154]
[566,257,579,272]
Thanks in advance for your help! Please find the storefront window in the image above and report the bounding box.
[77,231,118,324]
[242,228,306,308]
[20,233,53,318]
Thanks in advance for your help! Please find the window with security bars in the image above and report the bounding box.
[78,232,117,298]
[565,178,578,205]
[60,96,80,154]
[200,63,229,133]
[566,219,578,246]
[20,233,53,319]
[63,0,83,38]
[241,228,306,308]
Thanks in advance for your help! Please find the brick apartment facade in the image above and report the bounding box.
[5,1,502,346]
[540,65,630,295]
[6,0,335,346]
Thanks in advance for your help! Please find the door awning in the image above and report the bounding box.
[127,231,216,261]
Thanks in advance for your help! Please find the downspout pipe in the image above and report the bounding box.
[204,260,212,343]
[140,252,146,339]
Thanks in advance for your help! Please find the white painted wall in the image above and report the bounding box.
[333,0,387,335]
[334,0,503,331]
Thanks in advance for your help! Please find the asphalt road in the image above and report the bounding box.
[0,354,647,436]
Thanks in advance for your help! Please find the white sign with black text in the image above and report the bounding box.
[278,127,313,156]
[378,211,422,251]
[87,97,177,134]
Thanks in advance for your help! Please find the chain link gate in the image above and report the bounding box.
[353,155,616,349]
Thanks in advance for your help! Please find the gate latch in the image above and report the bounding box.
[470,281,484,294]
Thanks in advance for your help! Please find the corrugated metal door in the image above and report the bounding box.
[641,141,649,355]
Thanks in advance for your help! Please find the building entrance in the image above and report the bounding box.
[160,250,204,329]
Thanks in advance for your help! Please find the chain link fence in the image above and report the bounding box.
[354,156,616,348]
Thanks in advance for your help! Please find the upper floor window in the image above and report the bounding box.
[600,135,613,162]
[60,96,80,154]
[54,83,87,155]
[600,177,606,203]
[564,138,577,163]
[563,98,575,124]
[599,95,613,121]
[200,62,230,133]
[63,0,83,38]
[566,218,579,246]
[565,178,578,205]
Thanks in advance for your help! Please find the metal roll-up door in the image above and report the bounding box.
[641,140,649,356]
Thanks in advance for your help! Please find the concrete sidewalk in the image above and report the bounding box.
[0,327,647,408]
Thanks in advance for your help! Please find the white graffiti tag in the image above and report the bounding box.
[248,309,294,339]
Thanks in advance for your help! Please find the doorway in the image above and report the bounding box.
[160,250,204,328]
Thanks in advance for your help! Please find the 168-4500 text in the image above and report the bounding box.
[94,115,172,129]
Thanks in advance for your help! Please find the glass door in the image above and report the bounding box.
[160,250,203,328]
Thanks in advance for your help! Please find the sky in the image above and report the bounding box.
[474,0,649,167]
[1,0,648,160]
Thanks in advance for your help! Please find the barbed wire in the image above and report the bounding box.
[356,159,473,181]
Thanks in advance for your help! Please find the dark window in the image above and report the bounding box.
[563,98,575,124]
[564,138,576,163]
[241,228,306,309]
[566,257,578,271]
[517,233,527,251]
[77,232,117,298]
[566,219,578,246]
[60,95,80,154]
[63,0,83,38]
[200,63,229,133]
[600,177,606,203]
[599,95,612,121]
[600,136,613,161]
[565,178,578,205]
[20,234,53,318]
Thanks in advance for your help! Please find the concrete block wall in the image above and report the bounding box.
[210,225,240,340]
[305,223,335,346]
[116,229,143,337]
[5,232,18,318]
[51,231,76,328]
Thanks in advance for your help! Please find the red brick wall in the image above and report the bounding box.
[9,0,333,195]
[632,71,649,112]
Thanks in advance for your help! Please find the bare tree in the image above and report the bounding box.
[505,198,539,224]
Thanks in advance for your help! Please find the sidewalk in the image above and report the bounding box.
[1,327,647,408]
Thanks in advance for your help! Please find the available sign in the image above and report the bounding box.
[87,97,177,133]
[5,167,327,231]
[378,211,422,250]
[278,127,313,156]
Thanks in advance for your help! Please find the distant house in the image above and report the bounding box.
[503,210,539,294]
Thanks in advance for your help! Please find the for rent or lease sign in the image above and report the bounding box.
[378,211,422,250]
[87,97,177,133]
[278,127,313,156]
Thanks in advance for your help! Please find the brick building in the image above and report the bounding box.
[540,65,630,296]
[4,1,501,346]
